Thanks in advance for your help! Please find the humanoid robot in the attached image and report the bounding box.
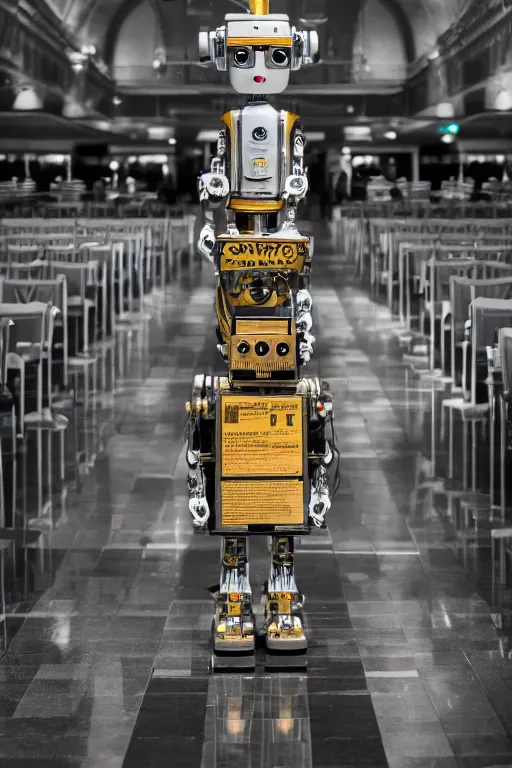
[185,0,336,669]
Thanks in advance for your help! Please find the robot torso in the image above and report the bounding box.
[222,104,299,212]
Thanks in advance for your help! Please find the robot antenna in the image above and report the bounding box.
[249,0,270,13]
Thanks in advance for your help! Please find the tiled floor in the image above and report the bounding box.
[0,233,511,767]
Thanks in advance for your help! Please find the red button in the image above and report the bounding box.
[254,76,266,83]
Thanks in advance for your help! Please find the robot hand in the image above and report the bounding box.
[198,172,229,205]
[189,495,211,528]
[309,466,331,528]
[299,330,315,364]
[187,449,210,528]
[283,174,308,202]
[198,224,216,262]
[296,288,313,333]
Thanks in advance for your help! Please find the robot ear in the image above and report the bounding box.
[291,29,319,68]
[214,29,227,70]
[198,28,227,70]
[290,30,304,71]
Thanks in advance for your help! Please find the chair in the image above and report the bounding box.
[0,302,63,432]
[42,261,97,364]
[499,328,512,522]
[0,276,69,394]
[0,318,15,528]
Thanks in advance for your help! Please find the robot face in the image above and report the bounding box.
[228,45,291,95]
[224,14,294,95]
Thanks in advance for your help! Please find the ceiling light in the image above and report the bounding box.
[384,130,397,140]
[344,125,371,141]
[197,130,221,142]
[496,155,506,163]
[168,137,177,145]
[304,131,325,142]
[109,160,120,171]
[495,88,512,111]
[148,126,172,140]
[436,102,455,119]
[346,105,355,114]
[441,133,455,144]
[12,87,43,111]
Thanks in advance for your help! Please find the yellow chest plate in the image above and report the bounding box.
[218,238,308,272]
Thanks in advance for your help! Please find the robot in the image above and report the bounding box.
[185,0,336,670]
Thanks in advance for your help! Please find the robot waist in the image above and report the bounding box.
[228,198,284,214]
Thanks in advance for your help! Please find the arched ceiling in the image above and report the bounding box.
[51,0,473,63]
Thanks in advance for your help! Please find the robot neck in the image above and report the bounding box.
[246,95,268,104]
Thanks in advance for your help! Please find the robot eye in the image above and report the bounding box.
[271,48,290,67]
[237,341,250,355]
[276,342,289,357]
[233,48,250,67]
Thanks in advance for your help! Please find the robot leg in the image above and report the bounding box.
[213,537,255,653]
[265,537,307,652]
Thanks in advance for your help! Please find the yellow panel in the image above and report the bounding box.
[227,37,292,46]
[230,333,296,376]
[228,198,283,213]
[221,479,304,526]
[219,239,307,271]
[249,0,269,14]
[235,320,289,335]
[221,395,303,477]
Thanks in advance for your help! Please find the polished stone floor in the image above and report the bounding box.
[0,232,511,767]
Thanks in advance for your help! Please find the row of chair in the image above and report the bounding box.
[0,211,194,654]
[340,203,512,606]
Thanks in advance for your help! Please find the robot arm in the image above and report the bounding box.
[197,130,230,262]
[296,288,315,364]
[308,382,335,529]
[282,126,308,203]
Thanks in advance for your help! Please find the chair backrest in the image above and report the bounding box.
[42,261,90,298]
[0,317,11,387]
[499,327,512,396]
[6,244,41,264]
[427,258,476,303]
[0,276,66,315]
[450,276,474,341]
[471,297,512,349]
[43,244,77,262]
[0,302,48,348]
[470,277,512,302]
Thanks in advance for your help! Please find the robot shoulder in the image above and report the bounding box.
[220,109,240,134]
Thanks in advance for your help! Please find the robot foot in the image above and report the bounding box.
[264,591,308,652]
[213,593,256,654]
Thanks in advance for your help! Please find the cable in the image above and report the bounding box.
[328,409,341,497]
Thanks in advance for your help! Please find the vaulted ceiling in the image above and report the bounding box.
[47,0,473,65]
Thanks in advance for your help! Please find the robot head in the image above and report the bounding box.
[198,0,319,96]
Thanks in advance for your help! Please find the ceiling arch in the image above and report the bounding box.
[49,0,473,64]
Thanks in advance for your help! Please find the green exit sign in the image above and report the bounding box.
[439,123,460,135]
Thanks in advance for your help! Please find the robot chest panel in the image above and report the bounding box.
[240,104,280,196]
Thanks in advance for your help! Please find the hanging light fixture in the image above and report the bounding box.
[495,87,512,111]
[12,86,43,111]
[436,102,455,119]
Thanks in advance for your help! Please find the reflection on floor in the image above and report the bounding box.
[0,237,511,767]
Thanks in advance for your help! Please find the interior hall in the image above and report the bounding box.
[1,1,512,767]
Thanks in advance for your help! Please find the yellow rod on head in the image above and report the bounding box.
[249,0,269,14]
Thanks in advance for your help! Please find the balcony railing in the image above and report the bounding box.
[113,60,409,88]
